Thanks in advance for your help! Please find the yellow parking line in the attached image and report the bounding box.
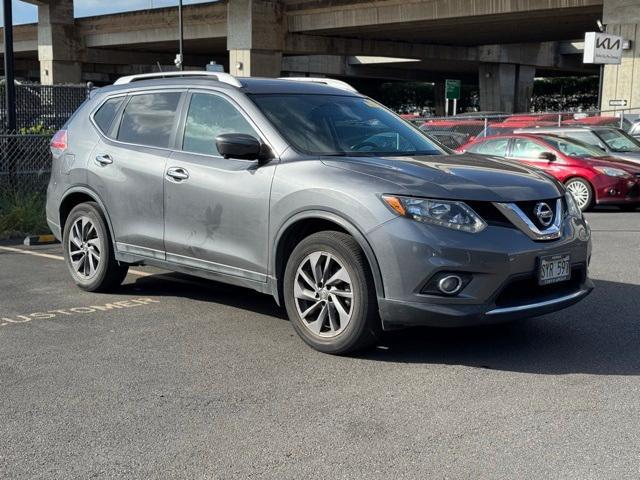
[0,246,151,277]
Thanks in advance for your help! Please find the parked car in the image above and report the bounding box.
[477,120,557,138]
[515,126,640,165]
[46,72,593,354]
[626,116,640,140]
[422,130,470,149]
[564,115,631,130]
[458,133,640,211]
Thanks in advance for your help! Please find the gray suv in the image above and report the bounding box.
[46,72,593,354]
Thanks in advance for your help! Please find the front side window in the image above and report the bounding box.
[94,96,124,134]
[469,138,509,157]
[597,129,640,152]
[250,94,445,156]
[509,139,548,159]
[117,92,181,148]
[182,93,259,156]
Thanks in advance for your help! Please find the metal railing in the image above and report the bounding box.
[411,107,640,149]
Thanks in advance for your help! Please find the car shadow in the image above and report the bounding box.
[118,271,288,320]
[360,279,640,375]
[118,274,640,375]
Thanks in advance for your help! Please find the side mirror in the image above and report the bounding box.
[538,151,556,161]
[215,133,268,161]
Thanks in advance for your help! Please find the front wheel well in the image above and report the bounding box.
[274,218,352,305]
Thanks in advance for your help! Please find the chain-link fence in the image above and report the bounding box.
[1,83,89,192]
[410,108,640,149]
[0,132,53,192]
[0,83,90,133]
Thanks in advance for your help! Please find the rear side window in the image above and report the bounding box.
[94,97,124,134]
[117,92,181,148]
[468,138,509,156]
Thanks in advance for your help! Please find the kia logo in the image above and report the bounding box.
[596,38,621,50]
[534,202,554,227]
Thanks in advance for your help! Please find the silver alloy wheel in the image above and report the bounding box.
[566,180,590,210]
[68,216,101,279]
[294,251,354,338]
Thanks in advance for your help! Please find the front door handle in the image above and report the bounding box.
[166,167,189,181]
[95,154,113,166]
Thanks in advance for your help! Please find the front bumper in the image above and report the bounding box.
[368,214,593,330]
[594,175,640,205]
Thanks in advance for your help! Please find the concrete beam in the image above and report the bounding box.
[285,33,477,61]
[285,0,604,32]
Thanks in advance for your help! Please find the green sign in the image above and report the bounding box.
[445,79,461,100]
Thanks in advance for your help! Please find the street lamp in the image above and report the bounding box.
[174,0,184,71]
[2,0,16,131]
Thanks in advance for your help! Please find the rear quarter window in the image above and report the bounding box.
[93,97,125,134]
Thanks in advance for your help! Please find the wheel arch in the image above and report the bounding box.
[271,211,385,307]
[59,187,117,250]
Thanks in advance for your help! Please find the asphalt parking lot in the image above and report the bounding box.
[1,211,639,479]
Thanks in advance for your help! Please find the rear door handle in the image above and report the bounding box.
[95,154,113,166]
[166,167,189,181]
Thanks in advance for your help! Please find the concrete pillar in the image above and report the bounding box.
[227,0,283,77]
[600,0,640,111]
[479,63,534,113]
[36,0,82,84]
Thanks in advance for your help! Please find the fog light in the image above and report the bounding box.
[609,188,618,196]
[438,275,463,295]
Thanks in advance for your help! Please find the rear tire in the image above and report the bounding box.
[564,178,593,212]
[62,202,128,292]
[283,231,380,355]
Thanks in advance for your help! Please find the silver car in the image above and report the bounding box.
[46,72,593,354]
[516,125,640,165]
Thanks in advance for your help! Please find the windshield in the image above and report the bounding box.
[597,129,640,152]
[541,135,608,158]
[250,94,446,156]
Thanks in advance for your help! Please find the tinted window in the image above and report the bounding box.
[560,131,604,149]
[183,93,258,156]
[117,92,181,148]
[251,94,444,156]
[469,138,509,157]
[94,97,124,134]
[541,135,607,157]
[510,139,548,159]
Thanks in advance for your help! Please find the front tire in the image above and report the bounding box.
[63,202,128,292]
[565,178,593,212]
[283,231,379,355]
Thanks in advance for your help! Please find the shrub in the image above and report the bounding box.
[0,188,49,238]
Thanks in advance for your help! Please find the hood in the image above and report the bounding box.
[323,153,563,202]
[581,155,640,173]
[605,151,640,165]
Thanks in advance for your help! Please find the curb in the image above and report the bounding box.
[23,234,59,246]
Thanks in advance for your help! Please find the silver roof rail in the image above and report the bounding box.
[114,71,243,88]
[279,77,358,93]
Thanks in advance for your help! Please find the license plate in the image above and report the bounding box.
[538,254,571,285]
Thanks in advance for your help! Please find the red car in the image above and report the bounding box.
[457,133,640,211]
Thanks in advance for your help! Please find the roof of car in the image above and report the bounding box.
[96,76,362,97]
[514,125,617,133]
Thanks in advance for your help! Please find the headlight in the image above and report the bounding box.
[594,166,629,177]
[565,191,582,218]
[382,195,487,233]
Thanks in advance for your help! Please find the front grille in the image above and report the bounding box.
[494,265,586,308]
[512,198,562,230]
[466,201,515,229]
[627,182,640,198]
